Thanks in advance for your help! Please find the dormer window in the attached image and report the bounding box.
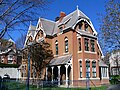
[85,23,88,31]
[59,26,63,33]
[79,22,82,30]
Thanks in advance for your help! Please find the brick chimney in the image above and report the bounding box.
[59,11,66,22]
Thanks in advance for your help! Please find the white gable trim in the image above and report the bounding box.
[97,41,104,57]
[72,18,97,35]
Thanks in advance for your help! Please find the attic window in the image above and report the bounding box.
[79,22,82,30]
[59,26,63,33]
[85,23,88,31]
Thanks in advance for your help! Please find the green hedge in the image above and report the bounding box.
[110,75,120,84]
[0,63,19,68]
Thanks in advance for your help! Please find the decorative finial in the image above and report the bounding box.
[77,5,79,10]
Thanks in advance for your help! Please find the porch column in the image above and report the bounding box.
[57,66,61,86]
[51,67,54,82]
[65,65,68,86]
[101,67,103,79]
[107,68,109,77]
[46,67,48,81]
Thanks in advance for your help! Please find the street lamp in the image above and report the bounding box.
[26,41,37,90]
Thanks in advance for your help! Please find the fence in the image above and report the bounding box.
[0,78,108,90]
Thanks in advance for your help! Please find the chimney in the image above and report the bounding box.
[59,11,66,22]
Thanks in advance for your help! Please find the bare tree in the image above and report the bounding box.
[99,0,120,52]
[0,0,53,39]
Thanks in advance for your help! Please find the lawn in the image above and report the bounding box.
[1,80,108,90]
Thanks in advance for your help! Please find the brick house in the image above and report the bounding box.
[22,7,109,87]
[0,39,17,64]
[109,50,120,75]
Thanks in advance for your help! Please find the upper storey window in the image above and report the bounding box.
[85,38,89,51]
[55,40,58,55]
[36,30,44,41]
[27,36,33,45]
[65,37,68,53]
[78,38,81,51]
[91,40,95,52]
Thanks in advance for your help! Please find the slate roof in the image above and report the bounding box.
[49,54,72,66]
[27,8,96,37]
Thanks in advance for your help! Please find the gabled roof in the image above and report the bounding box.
[39,18,56,36]
[38,7,97,36]
[24,24,36,47]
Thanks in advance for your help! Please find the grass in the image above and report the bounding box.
[1,81,108,90]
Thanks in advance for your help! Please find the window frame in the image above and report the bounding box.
[91,40,95,52]
[65,37,68,53]
[79,60,82,78]
[85,38,89,51]
[86,60,90,78]
[78,38,81,51]
[92,61,96,78]
[55,40,58,55]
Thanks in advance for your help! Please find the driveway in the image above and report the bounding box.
[106,84,120,90]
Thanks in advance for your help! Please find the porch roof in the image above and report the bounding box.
[49,54,72,66]
[99,60,108,67]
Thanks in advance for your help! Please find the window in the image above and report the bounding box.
[86,60,90,78]
[92,61,96,78]
[59,27,63,33]
[91,40,95,52]
[79,22,82,30]
[78,38,81,51]
[79,61,82,78]
[85,38,89,51]
[85,23,88,31]
[55,40,58,55]
[65,37,68,53]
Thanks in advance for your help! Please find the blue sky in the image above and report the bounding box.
[8,0,106,41]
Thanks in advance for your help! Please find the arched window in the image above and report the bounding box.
[79,22,83,30]
[78,38,81,51]
[55,40,58,55]
[65,37,68,53]
[27,36,33,45]
[79,60,82,78]
[86,60,90,78]
[92,61,96,78]
[85,22,88,31]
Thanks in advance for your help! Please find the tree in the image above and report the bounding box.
[99,0,120,52]
[0,0,52,39]
[23,41,53,78]
[15,34,26,49]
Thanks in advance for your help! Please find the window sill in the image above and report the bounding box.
[63,52,69,55]
[78,51,82,53]
[54,55,59,57]
[78,77,100,80]
[102,77,109,79]
[84,51,97,54]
